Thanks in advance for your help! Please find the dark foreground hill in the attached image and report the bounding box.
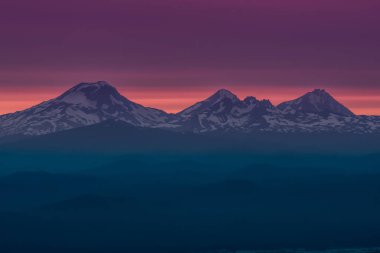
[0,121,380,252]
[1,156,380,253]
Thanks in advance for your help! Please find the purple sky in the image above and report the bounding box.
[1,0,380,114]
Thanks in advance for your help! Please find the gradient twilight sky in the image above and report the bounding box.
[1,0,380,115]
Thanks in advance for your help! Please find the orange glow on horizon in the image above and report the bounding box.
[0,87,380,116]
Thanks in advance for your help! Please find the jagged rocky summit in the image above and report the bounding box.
[0,81,379,137]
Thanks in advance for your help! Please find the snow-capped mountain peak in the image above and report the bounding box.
[59,81,117,95]
[177,89,278,132]
[178,89,239,117]
[278,89,355,116]
[206,89,240,104]
[0,81,173,136]
[243,96,258,105]
[56,81,126,108]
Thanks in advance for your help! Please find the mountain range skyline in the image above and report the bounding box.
[0,81,378,116]
[0,81,357,116]
[0,83,379,116]
[1,81,379,137]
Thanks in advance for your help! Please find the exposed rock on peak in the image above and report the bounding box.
[278,89,355,117]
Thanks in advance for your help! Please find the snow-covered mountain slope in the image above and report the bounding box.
[261,113,380,133]
[269,89,379,133]
[176,88,380,133]
[0,81,175,136]
[176,89,278,132]
[278,89,355,116]
[1,83,380,137]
